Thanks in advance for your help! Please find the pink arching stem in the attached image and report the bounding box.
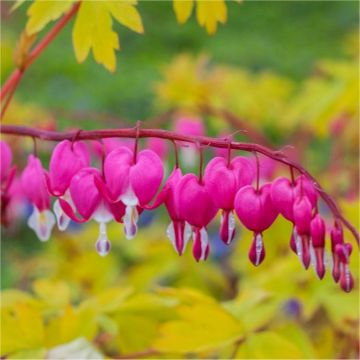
[1,123,358,245]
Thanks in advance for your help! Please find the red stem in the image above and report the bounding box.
[0,2,81,116]
[1,124,358,245]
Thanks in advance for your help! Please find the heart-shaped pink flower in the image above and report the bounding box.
[234,183,279,266]
[60,167,126,256]
[21,155,55,241]
[271,175,317,222]
[177,174,218,261]
[1,141,13,185]
[101,146,164,239]
[47,140,90,231]
[205,156,255,244]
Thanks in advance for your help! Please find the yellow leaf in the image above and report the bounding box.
[107,1,144,34]
[32,279,70,311]
[45,304,97,348]
[153,303,243,353]
[26,0,74,35]
[236,331,304,359]
[173,0,194,24]
[1,304,44,354]
[196,0,227,35]
[72,1,119,72]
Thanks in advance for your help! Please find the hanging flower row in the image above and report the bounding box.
[0,131,356,293]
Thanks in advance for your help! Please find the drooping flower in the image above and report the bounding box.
[292,196,313,269]
[1,140,13,185]
[271,175,317,222]
[234,183,279,266]
[204,156,255,244]
[1,141,17,226]
[46,140,90,231]
[335,242,354,292]
[310,214,326,279]
[21,155,55,241]
[97,146,164,239]
[59,167,125,256]
[147,167,191,255]
[271,175,318,263]
[177,174,218,261]
[330,223,344,282]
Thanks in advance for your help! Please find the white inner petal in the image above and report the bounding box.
[123,205,139,240]
[294,227,303,259]
[27,206,55,242]
[120,185,139,206]
[255,233,263,266]
[93,201,113,223]
[199,227,209,261]
[166,221,176,251]
[309,242,317,274]
[54,199,71,231]
[184,222,192,248]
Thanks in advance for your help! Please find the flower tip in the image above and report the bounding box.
[248,233,265,266]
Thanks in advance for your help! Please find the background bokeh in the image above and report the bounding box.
[1,1,359,359]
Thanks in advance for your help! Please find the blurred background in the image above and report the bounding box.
[1,1,359,359]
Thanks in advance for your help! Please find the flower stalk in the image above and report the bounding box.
[1,123,358,245]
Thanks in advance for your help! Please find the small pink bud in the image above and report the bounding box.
[339,264,354,293]
[330,224,344,282]
[310,214,325,248]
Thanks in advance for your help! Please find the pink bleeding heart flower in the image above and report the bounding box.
[1,141,13,185]
[330,223,344,282]
[234,183,279,266]
[335,243,353,293]
[47,140,90,231]
[271,175,317,256]
[204,156,255,244]
[177,174,218,261]
[100,146,164,240]
[271,175,317,222]
[310,214,326,279]
[21,155,55,241]
[292,196,313,269]
[59,167,126,256]
[147,167,191,255]
[1,141,17,226]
